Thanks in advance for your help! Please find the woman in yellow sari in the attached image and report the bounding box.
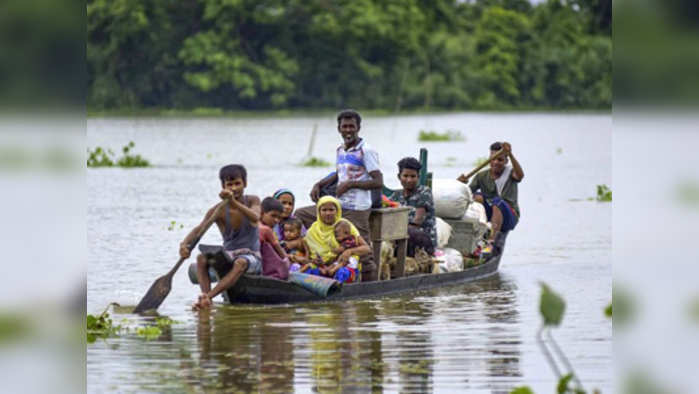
[304,196,370,283]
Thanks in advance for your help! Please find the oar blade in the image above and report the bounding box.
[133,274,172,313]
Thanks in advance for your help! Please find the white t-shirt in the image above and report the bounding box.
[336,139,380,210]
[494,166,512,196]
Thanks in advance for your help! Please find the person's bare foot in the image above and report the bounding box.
[192,293,212,311]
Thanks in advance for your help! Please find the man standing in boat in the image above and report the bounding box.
[295,109,383,281]
[457,141,523,255]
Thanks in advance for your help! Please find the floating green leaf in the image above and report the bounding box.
[510,387,535,394]
[540,282,566,326]
[557,373,574,394]
[596,184,612,202]
[136,326,162,340]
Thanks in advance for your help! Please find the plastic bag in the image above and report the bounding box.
[432,178,472,219]
[435,217,453,248]
[434,247,464,273]
[462,201,488,225]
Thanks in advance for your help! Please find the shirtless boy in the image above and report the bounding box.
[180,164,261,310]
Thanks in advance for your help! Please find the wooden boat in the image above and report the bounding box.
[189,148,501,305]
[191,245,502,305]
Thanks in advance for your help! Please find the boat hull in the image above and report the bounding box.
[212,254,501,305]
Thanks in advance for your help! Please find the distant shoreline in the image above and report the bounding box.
[87,107,611,118]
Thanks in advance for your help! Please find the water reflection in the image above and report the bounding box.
[108,274,522,393]
[196,307,295,392]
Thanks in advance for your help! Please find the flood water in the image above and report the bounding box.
[87,112,611,393]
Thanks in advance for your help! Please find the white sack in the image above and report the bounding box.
[432,178,472,219]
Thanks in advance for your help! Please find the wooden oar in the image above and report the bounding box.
[133,198,230,313]
[457,148,507,183]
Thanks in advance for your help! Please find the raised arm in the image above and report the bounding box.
[503,142,524,181]
[227,193,260,225]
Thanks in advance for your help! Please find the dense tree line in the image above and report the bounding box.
[87,0,611,111]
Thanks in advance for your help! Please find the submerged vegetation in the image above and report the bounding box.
[87,304,179,343]
[418,130,464,142]
[87,141,150,168]
[300,157,331,167]
[87,308,122,343]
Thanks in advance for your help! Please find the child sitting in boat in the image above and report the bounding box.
[324,219,361,281]
[259,197,289,279]
[280,217,310,272]
[304,196,370,283]
[183,164,262,310]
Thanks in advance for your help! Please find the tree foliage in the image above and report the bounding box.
[87,0,611,111]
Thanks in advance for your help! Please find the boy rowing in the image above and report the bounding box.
[180,164,262,310]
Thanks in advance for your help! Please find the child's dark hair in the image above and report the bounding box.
[397,157,421,173]
[219,164,247,185]
[490,141,503,151]
[336,109,361,128]
[282,217,303,232]
[261,197,284,213]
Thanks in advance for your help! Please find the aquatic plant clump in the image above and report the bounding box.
[86,147,115,167]
[301,157,331,167]
[87,310,122,343]
[87,141,150,168]
[418,130,464,142]
[596,184,612,202]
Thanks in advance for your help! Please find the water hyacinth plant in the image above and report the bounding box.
[87,141,150,168]
[87,307,122,343]
[418,129,464,142]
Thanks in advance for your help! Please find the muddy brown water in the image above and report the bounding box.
[87,113,611,393]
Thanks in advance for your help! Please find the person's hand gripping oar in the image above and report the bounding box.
[456,148,507,184]
[132,197,231,313]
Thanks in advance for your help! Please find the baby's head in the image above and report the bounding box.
[282,218,303,241]
[334,220,352,241]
